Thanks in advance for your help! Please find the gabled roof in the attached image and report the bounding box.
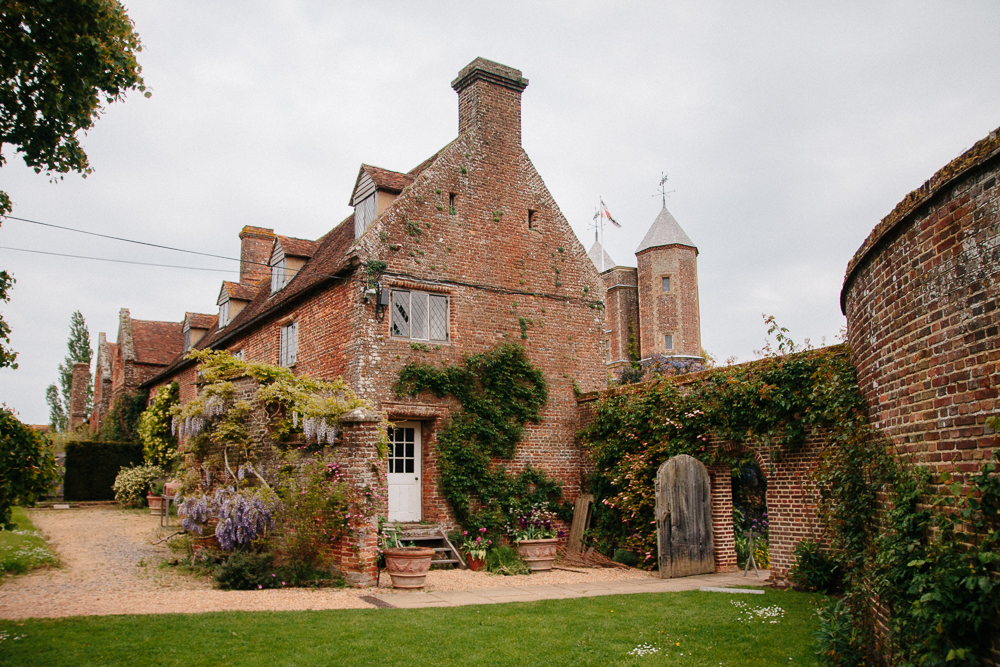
[143,143,450,390]
[636,206,696,254]
[184,312,216,331]
[131,320,183,366]
[218,281,257,304]
[275,235,318,259]
[588,240,618,273]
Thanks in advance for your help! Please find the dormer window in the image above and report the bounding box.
[219,299,231,328]
[270,246,287,293]
[184,327,193,351]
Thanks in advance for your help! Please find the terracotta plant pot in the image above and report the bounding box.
[383,547,434,589]
[517,538,558,571]
[466,554,485,571]
[147,494,166,516]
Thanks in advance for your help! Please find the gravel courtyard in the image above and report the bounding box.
[0,506,658,619]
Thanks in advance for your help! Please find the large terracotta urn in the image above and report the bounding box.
[517,538,558,571]
[383,547,434,589]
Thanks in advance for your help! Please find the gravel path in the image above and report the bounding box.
[0,507,654,619]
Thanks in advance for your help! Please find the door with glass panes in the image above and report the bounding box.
[387,422,421,522]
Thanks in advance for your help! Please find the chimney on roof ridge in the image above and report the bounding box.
[239,226,275,286]
[452,57,528,146]
[69,362,90,430]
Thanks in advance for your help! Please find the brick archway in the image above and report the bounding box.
[707,439,824,585]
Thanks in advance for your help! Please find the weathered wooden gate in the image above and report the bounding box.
[656,454,714,578]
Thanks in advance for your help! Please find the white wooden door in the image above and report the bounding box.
[387,423,421,522]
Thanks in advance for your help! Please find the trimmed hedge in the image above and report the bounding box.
[63,441,143,501]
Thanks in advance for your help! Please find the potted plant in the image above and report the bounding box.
[147,480,167,516]
[512,503,559,571]
[460,527,491,571]
[380,524,433,589]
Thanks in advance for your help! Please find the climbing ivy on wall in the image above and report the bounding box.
[581,342,859,566]
[395,343,565,532]
[581,319,1000,665]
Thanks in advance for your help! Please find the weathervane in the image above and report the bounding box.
[588,198,621,272]
[654,172,675,208]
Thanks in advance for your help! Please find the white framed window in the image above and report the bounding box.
[280,321,298,366]
[184,328,193,351]
[661,276,671,292]
[664,334,673,350]
[232,349,244,361]
[218,300,231,328]
[354,194,376,238]
[390,290,449,342]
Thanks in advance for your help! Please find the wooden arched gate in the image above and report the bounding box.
[656,454,714,578]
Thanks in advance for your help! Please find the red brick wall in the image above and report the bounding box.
[843,141,1000,481]
[842,129,1000,663]
[238,226,275,286]
[576,378,828,584]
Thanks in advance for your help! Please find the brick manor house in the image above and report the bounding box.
[87,57,708,581]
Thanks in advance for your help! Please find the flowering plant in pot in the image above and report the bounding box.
[460,528,492,571]
[510,502,559,571]
[379,522,433,589]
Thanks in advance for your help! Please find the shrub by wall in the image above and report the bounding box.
[63,440,143,501]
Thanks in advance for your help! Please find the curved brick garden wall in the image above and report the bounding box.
[841,127,1000,477]
[842,126,1000,665]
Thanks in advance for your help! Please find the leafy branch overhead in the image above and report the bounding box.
[0,0,149,216]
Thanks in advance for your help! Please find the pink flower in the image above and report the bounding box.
[258,584,263,589]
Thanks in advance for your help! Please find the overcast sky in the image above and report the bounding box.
[2,1,999,425]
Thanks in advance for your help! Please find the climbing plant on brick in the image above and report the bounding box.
[395,343,563,532]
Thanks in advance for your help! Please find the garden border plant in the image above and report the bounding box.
[167,350,387,588]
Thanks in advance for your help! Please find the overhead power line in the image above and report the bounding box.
[0,246,238,273]
[2,214,346,282]
[5,215,240,262]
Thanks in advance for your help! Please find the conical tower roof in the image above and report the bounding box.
[588,240,617,273]
[636,206,696,254]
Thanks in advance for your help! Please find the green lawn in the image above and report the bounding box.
[0,589,825,666]
[0,507,58,576]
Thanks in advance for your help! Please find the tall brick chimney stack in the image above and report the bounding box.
[69,362,90,430]
[452,58,528,147]
[238,226,275,286]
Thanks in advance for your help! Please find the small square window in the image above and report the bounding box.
[664,334,673,350]
[662,277,671,292]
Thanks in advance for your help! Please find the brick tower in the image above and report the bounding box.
[635,205,701,360]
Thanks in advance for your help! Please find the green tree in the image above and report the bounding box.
[0,270,15,368]
[138,382,178,467]
[0,0,148,217]
[46,310,92,432]
[0,406,58,529]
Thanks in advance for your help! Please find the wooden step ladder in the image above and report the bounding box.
[384,523,467,569]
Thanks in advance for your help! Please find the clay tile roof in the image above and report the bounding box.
[362,164,415,193]
[184,312,217,330]
[276,235,318,258]
[222,281,257,302]
[131,320,184,366]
